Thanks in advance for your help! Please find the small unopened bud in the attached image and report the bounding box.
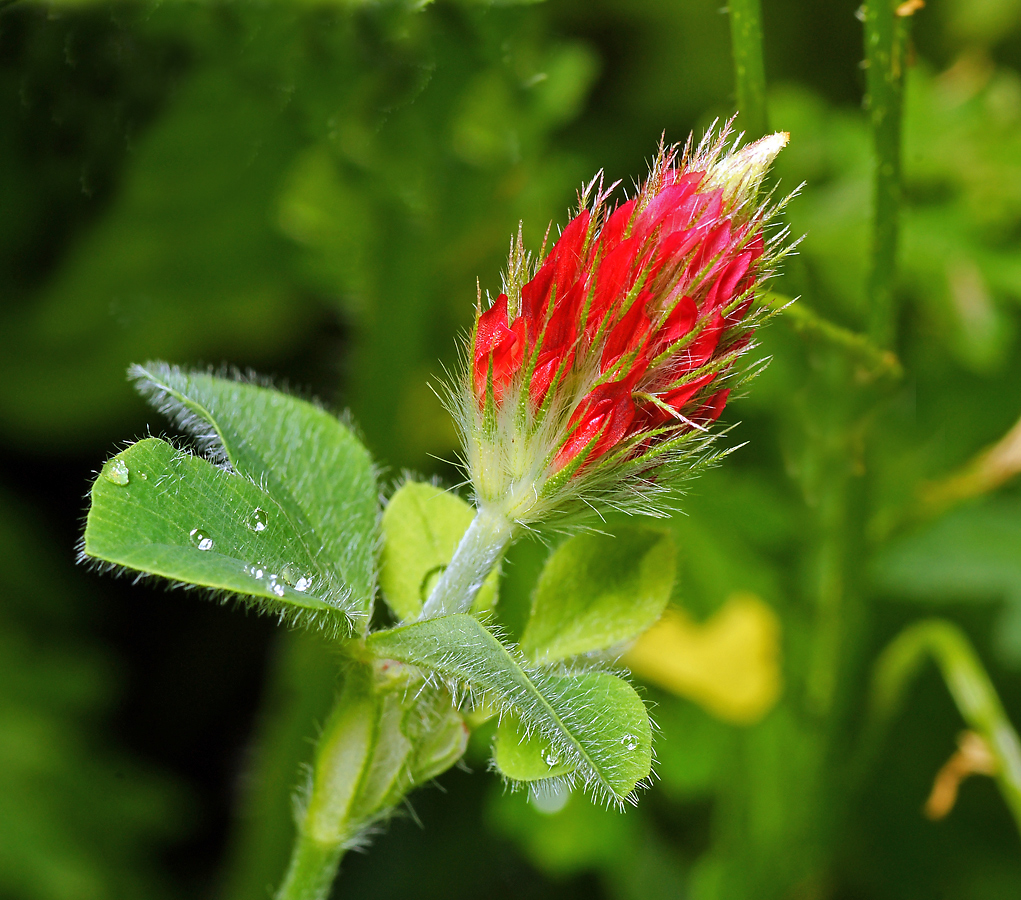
[703,131,790,211]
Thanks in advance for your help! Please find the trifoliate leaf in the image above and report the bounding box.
[131,362,378,619]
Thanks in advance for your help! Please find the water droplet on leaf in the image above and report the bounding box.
[267,575,286,597]
[620,733,638,751]
[247,507,269,532]
[104,459,130,485]
[543,750,560,767]
[189,528,214,551]
[293,576,313,592]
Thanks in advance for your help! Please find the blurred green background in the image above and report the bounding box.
[2,0,1021,897]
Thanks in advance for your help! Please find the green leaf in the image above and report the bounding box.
[493,712,575,782]
[367,615,651,803]
[379,481,498,621]
[130,362,378,618]
[520,527,676,663]
[84,438,352,630]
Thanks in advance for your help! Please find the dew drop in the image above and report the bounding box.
[189,528,214,551]
[247,507,269,533]
[293,576,313,592]
[620,733,638,751]
[104,459,130,485]
[267,575,286,597]
[281,563,299,586]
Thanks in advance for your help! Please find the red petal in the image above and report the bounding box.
[636,372,716,429]
[553,380,637,471]
[663,372,716,409]
[677,311,723,372]
[541,279,584,352]
[704,250,753,311]
[474,294,510,361]
[688,221,733,282]
[521,210,591,331]
[530,348,574,408]
[656,295,698,348]
[696,388,730,424]
[649,227,702,282]
[602,291,653,372]
[473,294,524,402]
[521,259,554,324]
[548,210,590,302]
[599,199,637,253]
[588,236,640,338]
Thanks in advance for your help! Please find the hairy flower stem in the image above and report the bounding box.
[275,666,377,900]
[421,508,514,618]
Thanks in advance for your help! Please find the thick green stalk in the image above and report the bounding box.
[728,0,769,139]
[275,665,378,900]
[864,0,912,346]
[421,507,513,618]
[869,619,1021,836]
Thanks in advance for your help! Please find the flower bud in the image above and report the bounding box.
[454,124,794,527]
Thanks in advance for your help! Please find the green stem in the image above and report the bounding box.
[275,664,378,900]
[868,619,1021,836]
[728,0,769,139]
[764,291,903,380]
[276,835,345,900]
[421,508,513,618]
[864,0,912,346]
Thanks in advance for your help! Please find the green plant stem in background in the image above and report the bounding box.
[728,0,768,139]
[764,292,903,380]
[863,0,913,346]
[806,473,851,716]
[275,665,377,900]
[421,508,514,618]
[870,619,1021,837]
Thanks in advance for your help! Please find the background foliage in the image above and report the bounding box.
[2,0,1021,898]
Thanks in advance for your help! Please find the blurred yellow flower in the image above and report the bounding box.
[624,592,782,724]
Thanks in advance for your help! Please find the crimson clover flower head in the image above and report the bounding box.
[453,124,795,527]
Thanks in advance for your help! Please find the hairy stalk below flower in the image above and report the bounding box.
[421,507,514,617]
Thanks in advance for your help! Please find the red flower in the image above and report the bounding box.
[462,128,791,523]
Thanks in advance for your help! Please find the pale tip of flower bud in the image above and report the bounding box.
[705,131,789,209]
